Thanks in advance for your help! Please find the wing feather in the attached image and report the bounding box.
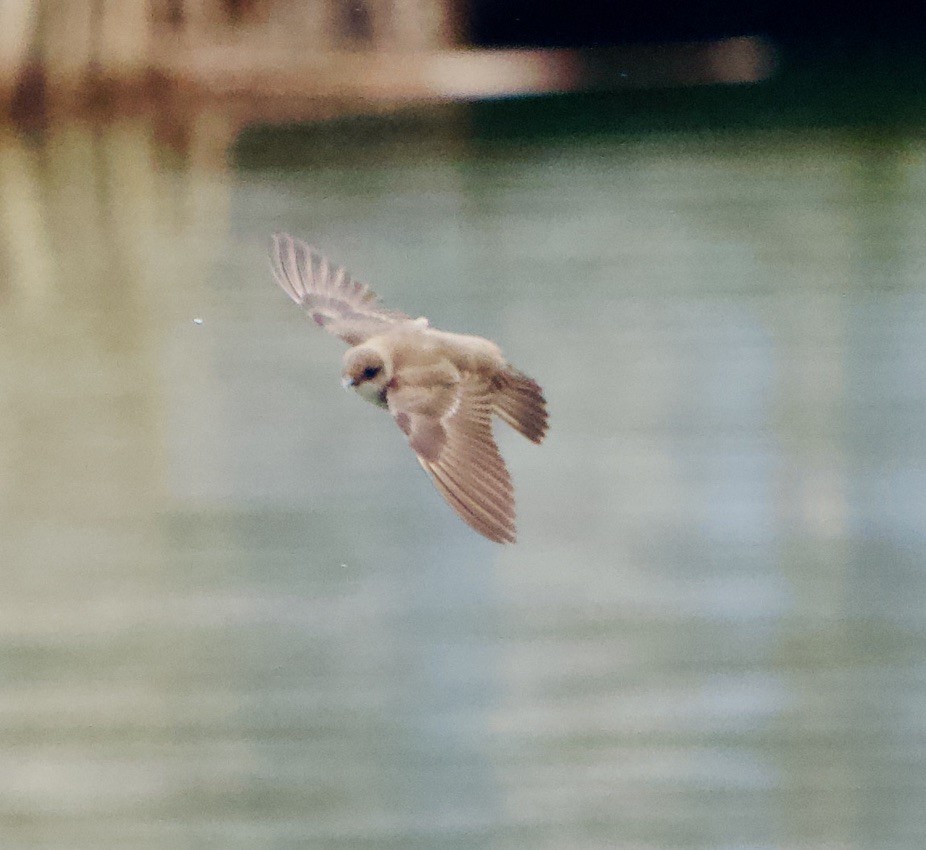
[269,233,410,344]
[391,375,517,543]
[423,460,515,544]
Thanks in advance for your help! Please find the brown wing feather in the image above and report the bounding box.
[269,233,410,344]
[391,376,517,543]
[493,369,548,444]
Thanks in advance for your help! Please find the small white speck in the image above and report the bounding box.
[340,563,348,569]
[193,318,204,325]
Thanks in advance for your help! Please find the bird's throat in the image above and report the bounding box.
[354,381,389,408]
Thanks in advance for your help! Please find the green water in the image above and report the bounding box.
[2,77,926,847]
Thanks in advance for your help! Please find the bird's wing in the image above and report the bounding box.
[269,233,412,345]
[388,374,516,543]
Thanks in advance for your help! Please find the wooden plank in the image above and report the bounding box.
[154,38,774,101]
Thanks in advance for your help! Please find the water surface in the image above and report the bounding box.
[2,91,926,848]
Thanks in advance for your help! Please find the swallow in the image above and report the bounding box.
[269,233,548,543]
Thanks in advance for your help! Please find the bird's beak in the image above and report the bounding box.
[341,376,355,389]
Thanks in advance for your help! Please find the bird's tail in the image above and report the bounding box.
[493,369,548,444]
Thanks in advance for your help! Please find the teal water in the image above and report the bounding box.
[2,83,926,847]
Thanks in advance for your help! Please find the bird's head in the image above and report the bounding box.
[341,346,392,405]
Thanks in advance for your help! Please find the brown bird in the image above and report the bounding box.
[269,233,548,543]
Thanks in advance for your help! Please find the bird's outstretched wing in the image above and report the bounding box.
[388,374,516,543]
[270,233,411,345]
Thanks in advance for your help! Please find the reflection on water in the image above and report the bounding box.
[1,102,926,849]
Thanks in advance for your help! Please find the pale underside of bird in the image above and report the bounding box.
[269,233,548,543]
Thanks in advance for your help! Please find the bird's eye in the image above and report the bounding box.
[362,366,381,380]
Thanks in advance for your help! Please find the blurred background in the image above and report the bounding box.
[2,2,926,848]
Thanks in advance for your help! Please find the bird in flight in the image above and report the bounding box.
[269,233,548,543]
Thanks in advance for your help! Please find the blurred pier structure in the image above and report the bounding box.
[0,0,772,125]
